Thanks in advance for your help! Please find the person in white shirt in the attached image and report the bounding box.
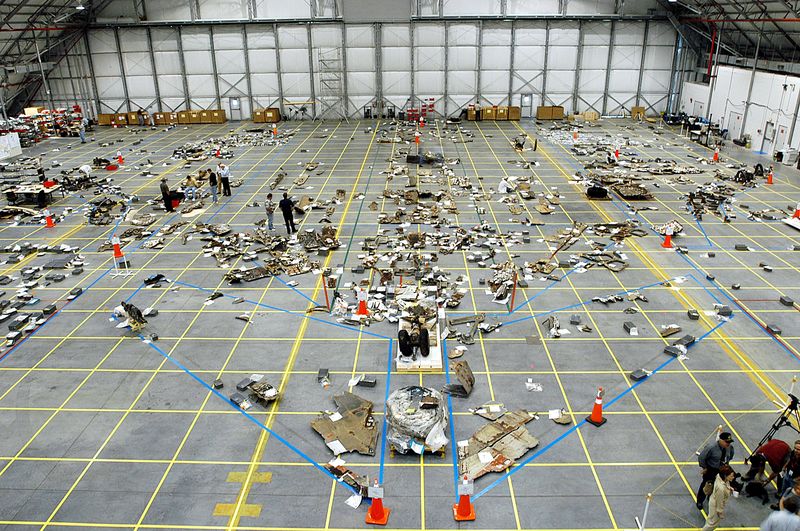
[498,177,516,193]
[217,163,232,196]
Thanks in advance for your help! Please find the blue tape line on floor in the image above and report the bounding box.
[378,338,394,485]
[442,337,460,502]
[251,259,319,307]
[136,333,357,495]
[473,318,729,501]
[170,279,391,340]
[502,277,675,328]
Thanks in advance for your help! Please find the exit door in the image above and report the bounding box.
[727,111,742,141]
[520,93,533,118]
[692,100,705,117]
[775,124,788,150]
[229,97,241,121]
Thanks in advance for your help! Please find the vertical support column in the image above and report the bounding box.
[375,23,383,115]
[541,20,550,107]
[64,52,79,111]
[242,24,254,117]
[341,23,350,118]
[705,22,723,121]
[507,20,516,107]
[572,19,583,113]
[476,19,483,105]
[306,23,317,119]
[443,20,449,116]
[112,27,131,112]
[635,20,649,107]
[176,26,191,110]
[82,35,101,117]
[666,32,681,114]
[787,86,800,148]
[409,21,414,108]
[146,27,163,112]
[209,26,221,110]
[602,20,615,115]
[273,23,285,115]
[740,28,761,136]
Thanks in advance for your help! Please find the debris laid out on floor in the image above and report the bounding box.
[385,386,448,454]
[457,409,539,480]
[311,392,379,456]
[442,360,475,398]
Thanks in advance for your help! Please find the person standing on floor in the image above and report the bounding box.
[278,192,296,234]
[265,193,276,230]
[79,121,86,144]
[160,178,174,212]
[760,496,800,531]
[207,170,218,204]
[217,163,232,196]
[697,432,735,510]
[702,465,736,531]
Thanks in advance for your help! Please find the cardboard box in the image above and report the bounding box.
[200,111,211,123]
[496,106,508,121]
[264,108,280,123]
[190,111,202,124]
[152,113,165,125]
[536,106,552,120]
[24,107,46,116]
[211,110,226,123]
[466,109,477,121]
[483,106,496,120]
[631,106,645,120]
[177,111,192,124]
[536,106,564,120]
[584,110,599,121]
[114,114,128,125]
[97,114,113,126]
[253,110,265,123]
[508,106,521,121]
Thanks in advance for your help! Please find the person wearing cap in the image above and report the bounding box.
[160,179,174,212]
[697,432,735,510]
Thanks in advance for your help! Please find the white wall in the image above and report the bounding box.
[35,18,677,120]
[680,65,800,153]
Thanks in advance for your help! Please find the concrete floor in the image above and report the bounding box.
[0,117,798,531]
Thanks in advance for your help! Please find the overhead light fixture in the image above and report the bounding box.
[75,3,85,10]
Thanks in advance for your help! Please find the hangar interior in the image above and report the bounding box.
[0,1,799,530]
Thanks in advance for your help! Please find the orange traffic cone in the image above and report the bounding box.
[792,203,800,219]
[712,147,719,163]
[365,481,390,525]
[453,476,476,521]
[112,236,124,260]
[44,209,55,228]
[414,132,420,145]
[419,117,425,128]
[272,126,278,137]
[661,225,673,249]
[767,169,774,185]
[614,148,619,160]
[572,130,578,140]
[215,148,221,158]
[586,386,607,427]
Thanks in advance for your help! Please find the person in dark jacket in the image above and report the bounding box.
[160,178,174,212]
[697,432,735,510]
[278,192,296,234]
[207,170,218,204]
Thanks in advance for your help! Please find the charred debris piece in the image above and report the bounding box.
[311,392,379,456]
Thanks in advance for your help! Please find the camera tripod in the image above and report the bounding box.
[746,394,800,463]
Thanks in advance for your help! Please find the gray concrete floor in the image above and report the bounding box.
[0,117,798,530]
